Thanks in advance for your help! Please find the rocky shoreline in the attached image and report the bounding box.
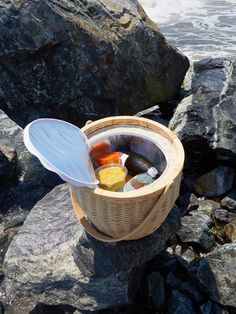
[1,57,235,313]
[0,0,236,313]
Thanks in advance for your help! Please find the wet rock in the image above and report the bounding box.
[169,58,236,166]
[0,0,189,128]
[166,290,195,314]
[213,209,236,223]
[0,145,17,185]
[193,166,234,197]
[224,220,236,243]
[3,184,181,312]
[205,244,236,307]
[147,272,165,310]
[221,192,236,211]
[177,213,214,252]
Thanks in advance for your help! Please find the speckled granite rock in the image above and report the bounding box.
[204,244,236,307]
[0,0,189,127]
[3,184,181,312]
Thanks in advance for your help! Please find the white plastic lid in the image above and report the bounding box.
[23,118,99,188]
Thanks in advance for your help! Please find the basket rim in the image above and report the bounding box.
[82,116,184,200]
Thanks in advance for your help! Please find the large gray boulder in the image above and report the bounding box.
[0,0,189,127]
[169,58,236,166]
[205,244,236,307]
[3,184,181,312]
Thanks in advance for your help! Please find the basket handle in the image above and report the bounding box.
[70,182,173,242]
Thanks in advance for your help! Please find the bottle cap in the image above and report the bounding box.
[147,167,158,178]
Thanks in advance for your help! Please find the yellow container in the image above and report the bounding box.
[95,163,127,191]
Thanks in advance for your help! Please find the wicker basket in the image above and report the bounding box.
[70,116,184,242]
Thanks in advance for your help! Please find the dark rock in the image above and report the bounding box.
[200,300,224,314]
[224,220,236,243]
[0,0,189,128]
[169,58,236,166]
[188,257,221,303]
[0,109,62,215]
[150,251,189,277]
[178,281,205,303]
[183,173,199,192]
[0,302,3,314]
[177,212,215,252]
[3,212,28,230]
[213,209,236,223]
[166,272,182,287]
[3,184,181,311]
[135,105,169,127]
[193,166,235,197]
[147,272,165,310]
[0,145,17,185]
[0,268,4,282]
[221,192,236,211]
[73,311,98,314]
[0,108,62,187]
[29,303,77,314]
[5,303,79,314]
[166,290,195,314]
[204,244,236,307]
[177,192,199,215]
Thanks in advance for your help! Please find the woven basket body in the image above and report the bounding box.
[71,116,184,241]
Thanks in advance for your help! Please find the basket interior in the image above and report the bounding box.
[88,128,168,182]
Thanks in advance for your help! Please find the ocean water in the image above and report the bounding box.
[139,0,236,60]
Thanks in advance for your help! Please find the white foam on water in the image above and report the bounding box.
[140,0,236,60]
[140,0,204,24]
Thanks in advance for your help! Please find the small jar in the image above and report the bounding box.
[95,163,127,191]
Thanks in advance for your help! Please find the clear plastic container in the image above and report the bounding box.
[95,163,127,191]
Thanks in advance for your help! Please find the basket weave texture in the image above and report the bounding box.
[71,116,184,241]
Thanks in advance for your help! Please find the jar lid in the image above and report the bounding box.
[23,118,98,188]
